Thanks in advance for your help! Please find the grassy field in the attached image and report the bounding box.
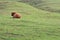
[45,0,60,10]
[17,0,60,13]
[0,0,60,12]
[0,1,60,40]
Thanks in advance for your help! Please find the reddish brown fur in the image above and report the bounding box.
[11,12,21,18]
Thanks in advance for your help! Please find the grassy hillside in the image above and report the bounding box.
[0,1,60,40]
[0,0,60,13]
[42,0,60,12]
[17,0,60,13]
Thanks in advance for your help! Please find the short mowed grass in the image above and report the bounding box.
[0,2,60,40]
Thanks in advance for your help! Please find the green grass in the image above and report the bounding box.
[0,0,60,12]
[0,1,60,40]
[17,0,60,13]
[45,0,60,9]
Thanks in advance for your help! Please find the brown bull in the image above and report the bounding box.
[11,12,21,18]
